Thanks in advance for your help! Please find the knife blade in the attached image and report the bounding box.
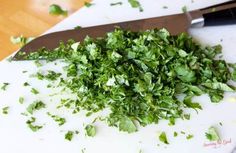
[13,0,236,60]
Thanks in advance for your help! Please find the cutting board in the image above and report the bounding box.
[1,0,236,153]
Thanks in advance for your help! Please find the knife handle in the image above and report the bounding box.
[203,7,236,26]
[191,1,236,27]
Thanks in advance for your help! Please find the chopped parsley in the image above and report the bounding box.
[31,88,39,94]
[183,114,190,120]
[84,2,94,7]
[159,132,169,144]
[19,97,24,104]
[85,124,96,137]
[186,134,194,140]
[10,35,34,47]
[35,71,61,81]
[23,82,30,86]
[65,131,74,141]
[49,4,68,16]
[27,100,46,114]
[22,28,236,133]
[128,0,143,12]
[47,112,66,126]
[34,60,43,67]
[1,83,9,91]
[110,2,122,6]
[26,117,43,132]
[205,126,220,141]
[174,131,178,137]
[182,6,188,13]
[74,26,82,30]
[2,106,9,114]
[118,117,137,133]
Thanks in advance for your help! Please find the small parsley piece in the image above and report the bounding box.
[35,71,61,81]
[229,63,236,81]
[84,2,94,7]
[1,83,9,91]
[159,132,169,144]
[186,134,194,140]
[211,8,216,12]
[118,117,137,133]
[168,117,175,126]
[128,0,143,12]
[184,95,202,110]
[26,117,43,132]
[27,100,46,114]
[23,82,30,86]
[10,35,34,47]
[7,56,13,62]
[85,124,96,137]
[65,131,74,141]
[31,88,39,94]
[19,97,24,104]
[205,126,220,141]
[182,6,187,13]
[110,2,122,6]
[34,60,43,67]
[174,132,178,137]
[49,4,68,16]
[47,112,66,126]
[183,114,190,120]
[74,26,82,30]
[2,106,9,114]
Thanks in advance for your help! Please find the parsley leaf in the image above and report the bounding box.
[85,124,96,137]
[174,131,178,137]
[23,82,30,86]
[182,6,188,13]
[128,0,143,12]
[84,2,94,7]
[65,131,74,141]
[159,132,169,144]
[27,100,46,114]
[118,117,137,133]
[49,4,68,16]
[186,134,194,140]
[26,117,43,132]
[2,106,9,114]
[1,83,9,91]
[10,36,34,47]
[184,95,202,110]
[47,112,66,126]
[31,88,39,94]
[19,97,24,104]
[35,71,61,81]
[205,126,220,141]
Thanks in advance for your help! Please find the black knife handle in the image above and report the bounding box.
[203,7,236,26]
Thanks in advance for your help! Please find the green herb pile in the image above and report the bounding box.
[19,28,236,133]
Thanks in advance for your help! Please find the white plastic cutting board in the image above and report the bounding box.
[1,0,236,153]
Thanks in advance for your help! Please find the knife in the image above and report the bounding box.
[13,1,236,60]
